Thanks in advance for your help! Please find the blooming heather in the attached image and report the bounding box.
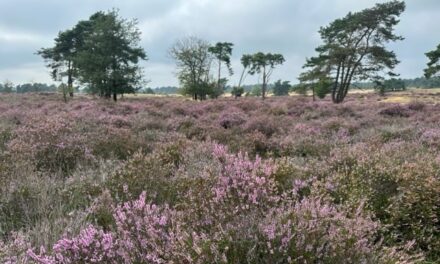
[0,93,437,262]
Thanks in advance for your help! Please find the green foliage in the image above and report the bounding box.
[245,52,285,99]
[39,10,147,101]
[210,78,227,99]
[231,86,244,98]
[237,54,253,89]
[75,10,147,101]
[272,80,291,96]
[250,85,262,97]
[170,36,214,100]
[315,78,332,99]
[37,25,84,97]
[375,78,406,95]
[0,81,14,93]
[424,44,440,78]
[15,83,57,93]
[292,83,308,96]
[301,0,405,103]
[208,43,233,75]
[141,87,155,94]
[209,42,234,97]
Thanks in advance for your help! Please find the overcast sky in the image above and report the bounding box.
[0,0,439,87]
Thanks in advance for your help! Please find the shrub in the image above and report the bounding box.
[407,101,426,111]
[0,94,434,262]
[29,225,121,263]
[260,197,382,263]
[379,105,411,117]
[217,108,247,129]
[0,232,31,264]
[7,114,93,174]
[245,116,279,137]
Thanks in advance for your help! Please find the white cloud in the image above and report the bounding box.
[0,0,439,86]
[143,61,179,87]
[0,62,52,84]
[0,26,46,44]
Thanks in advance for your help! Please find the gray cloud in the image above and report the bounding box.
[0,0,439,87]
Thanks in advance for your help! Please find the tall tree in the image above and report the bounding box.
[424,44,440,78]
[74,10,147,101]
[39,10,146,101]
[301,0,405,103]
[246,52,285,99]
[208,42,233,95]
[170,36,214,100]
[37,21,92,98]
[236,55,253,88]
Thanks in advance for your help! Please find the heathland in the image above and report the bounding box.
[1,90,440,263]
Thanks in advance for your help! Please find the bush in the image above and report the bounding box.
[217,108,247,129]
[379,105,411,117]
[245,116,279,137]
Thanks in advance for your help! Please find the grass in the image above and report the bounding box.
[1,90,439,263]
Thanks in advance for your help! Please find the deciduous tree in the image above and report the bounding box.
[170,36,214,100]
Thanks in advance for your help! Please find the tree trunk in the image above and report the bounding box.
[113,92,117,102]
[238,68,246,88]
[332,63,342,103]
[332,63,348,104]
[217,60,222,93]
[262,67,267,100]
[67,60,74,97]
[63,87,67,103]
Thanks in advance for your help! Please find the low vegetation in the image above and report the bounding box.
[0,92,439,263]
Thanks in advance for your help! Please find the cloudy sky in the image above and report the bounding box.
[0,0,439,87]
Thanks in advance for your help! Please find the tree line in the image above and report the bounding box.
[35,1,440,103]
[0,81,57,93]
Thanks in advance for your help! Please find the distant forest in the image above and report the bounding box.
[1,76,440,94]
[353,77,440,90]
[143,77,440,95]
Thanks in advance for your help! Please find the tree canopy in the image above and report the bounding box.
[245,52,285,99]
[38,28,83,97]
[424,44,440,78]
[300,0,405,103]
[375,78,406,95]
[170,36,215,100]
[209,42,234,95]
[39,10,147,101]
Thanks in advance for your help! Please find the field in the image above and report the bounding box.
[1,90,440,263]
